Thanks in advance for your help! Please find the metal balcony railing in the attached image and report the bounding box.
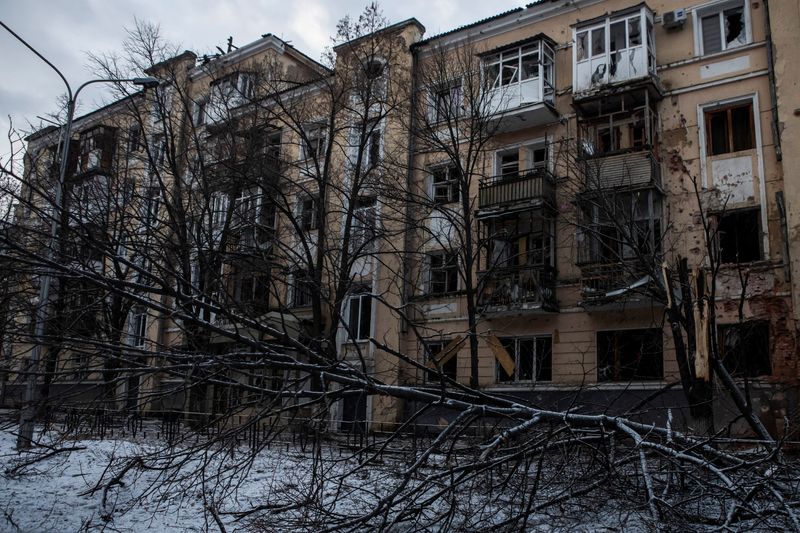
[478,168,555,210]
[479,265,556,311]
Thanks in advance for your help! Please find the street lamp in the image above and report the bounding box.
[1,20,160,448]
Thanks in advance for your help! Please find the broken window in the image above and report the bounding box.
[303,124,327,160]
[424,338,459,382]
[717,208,761,263]
[495,336,552,383]
[427,250,459,294]
[597,328,662,381]
[499,151,520,178]
[705,102,754,155]
[718,321,771,377]
[433,82,462,122]
[431,166,460,205]
[698,2,748,55]
[484,44,543,90]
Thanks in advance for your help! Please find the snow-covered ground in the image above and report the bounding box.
[0,423,395,532]
[0,420,649,532]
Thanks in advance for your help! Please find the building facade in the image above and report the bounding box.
[7,0,799,434]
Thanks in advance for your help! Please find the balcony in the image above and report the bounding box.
[573,5,659,100]
[578,262,655,310]
[479,266,557,314]
[478,168,555,215]
[77,125,116,177]
[582,150,660,191]
[482,37,558,132]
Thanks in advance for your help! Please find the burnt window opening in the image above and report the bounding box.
[718,321,771,377]
[700,3,748,55]
[496,336,552,383]
[425,339,458,382]
[428,250,459,294]
[717,208,761,263]
[597,328,663,382]
[705,103,754,156]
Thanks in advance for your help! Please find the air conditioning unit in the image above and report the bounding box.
[662,9,687,29]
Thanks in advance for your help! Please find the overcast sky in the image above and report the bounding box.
[0,0,524,161]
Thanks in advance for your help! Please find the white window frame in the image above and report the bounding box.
[129,310,147,348]
[429,165,460,205]
[345,288,373,342]
[495,335,553,383]
[692,0,751,57]
[429,79,463,123]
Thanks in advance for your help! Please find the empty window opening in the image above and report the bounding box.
[597,328,663,381]
[717,208,761,263]
[718,321,771,377]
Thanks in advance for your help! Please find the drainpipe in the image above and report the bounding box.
[400,45,420,334]
[763,0,783,161]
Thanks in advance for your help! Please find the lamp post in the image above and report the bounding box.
[1,20,159,448]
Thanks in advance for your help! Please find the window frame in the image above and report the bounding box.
[704,101,755,156]
[129,309,148,348]
[495,335,553,383]
[299,196,318,232]
[345,286,373,342]
[693,0,751,56]
[430,165,461,205]
[302,123,327,161]
[427,250,459,295]
[350,196,377,254]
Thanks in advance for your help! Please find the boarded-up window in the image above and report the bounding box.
[597,328,662,381]
[718,321,771,377]
[424,338,460,382]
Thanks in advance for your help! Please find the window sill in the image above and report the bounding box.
[657,41,763,72]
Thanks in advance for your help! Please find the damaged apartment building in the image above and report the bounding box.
[7,0,800,434]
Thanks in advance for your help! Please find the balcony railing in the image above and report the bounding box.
[478,168,555,211]
[582,149,660,190]
[579,262,653,305]
[479,266,556,312]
